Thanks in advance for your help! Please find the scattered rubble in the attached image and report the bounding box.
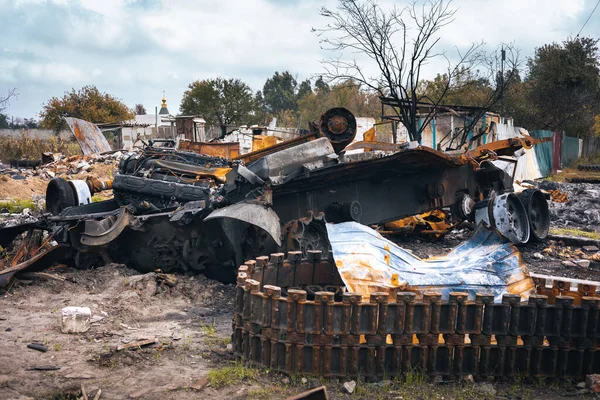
[61,306,91,334]
[587,374,600,393]
[0,151,122,181]
[2,109,600,396]
[541,181,600,232]
[342,381,356,394]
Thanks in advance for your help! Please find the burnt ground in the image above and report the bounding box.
[1,180,600,399]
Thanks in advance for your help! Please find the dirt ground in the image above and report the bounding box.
[1,177,600,399]
[0,163,116,202]
[0,264,240,400]
[0,263,593,400]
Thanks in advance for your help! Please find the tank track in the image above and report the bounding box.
[233,252,600,379]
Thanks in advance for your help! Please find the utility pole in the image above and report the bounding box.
[500,46,505,122]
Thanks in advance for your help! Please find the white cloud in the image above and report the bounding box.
[15,62,87,86]
[0,0,596,118]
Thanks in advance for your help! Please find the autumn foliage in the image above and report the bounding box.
[39,85,134,132]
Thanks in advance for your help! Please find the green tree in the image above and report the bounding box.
[314,76,330,94]
[0,113,8,129]
[525,36,600,137]
[418,67,494,107]
[297,79,313,100]
[0,88,17,129]
[263,71,298,114]
[253,91,270,126]
[40,85,134,132]
[298,80,380,126]
[501,73,537,129]
[180,78,256,135]
[134,104,147,115]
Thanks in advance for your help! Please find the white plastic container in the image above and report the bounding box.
[61,306,91,333]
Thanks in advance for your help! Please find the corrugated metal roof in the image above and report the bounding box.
[327,222,534,301]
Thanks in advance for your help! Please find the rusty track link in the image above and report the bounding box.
[233,251,600,379]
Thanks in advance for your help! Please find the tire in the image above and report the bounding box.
[45,177,76,215]
[518,189,550,242]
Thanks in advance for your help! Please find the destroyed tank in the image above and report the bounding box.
[2,108,550,283]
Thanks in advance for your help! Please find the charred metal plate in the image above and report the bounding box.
[64,117,112,155]
[327,222,534,301]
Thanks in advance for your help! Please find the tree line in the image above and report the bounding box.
[1,0,599,139]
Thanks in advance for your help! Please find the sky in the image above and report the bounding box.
[1,0,599,120]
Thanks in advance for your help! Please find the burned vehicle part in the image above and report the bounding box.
[64,116,112,155]
[234,107,357,164]
[318,107,357,153]
[232,222,600,380]
[22,145,280,282]
[234,263,600,380]
[0,108,550,285]
[380,209,452,237]
[474,192,530,244]
[518,189,550,242]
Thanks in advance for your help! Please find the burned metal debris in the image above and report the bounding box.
[64,117,112,155]
[0,107,551,287]
[328,222,534,301]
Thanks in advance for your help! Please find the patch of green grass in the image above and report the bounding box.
[354,381,390,400]
[0,199,38,213]
[550,227,600,240]
[200,320,216,337]
[506,376,533,400]
[571,153,600,167]
[182,335,193,350]
[205,336,231,347]
[403,366,426,386]
[207,362,258,389]
[91,194,104,203]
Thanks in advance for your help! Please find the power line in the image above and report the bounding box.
[577,0,600,37]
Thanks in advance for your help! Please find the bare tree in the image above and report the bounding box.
[440,44,523,150]
[316,0,517,144]
[0,88,18,113]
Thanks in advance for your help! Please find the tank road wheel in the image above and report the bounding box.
[518,189,550,242]
[493,193,530,244]
[319,108,357,153]
[284,214,330,257]
[45,177,76,215]
[475,192,530,244]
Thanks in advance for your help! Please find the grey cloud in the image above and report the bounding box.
[2,0,160,58]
